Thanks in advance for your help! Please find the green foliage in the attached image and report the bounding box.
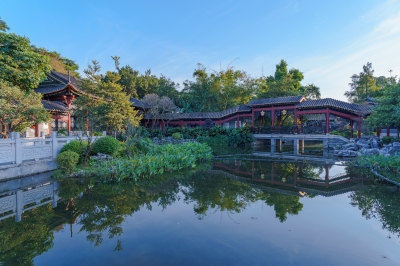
[60,140,88,163]
[345,62,382,103]
[0,32,51,91]
[57,129,68,136]
[154,126,253,148]
[93,142,212,182]
[0,16,9,32]
[0,82,50,138]
[330,128,352,139]
[197,135,229,147]
[367,81,400,130]
[228,127,254,147]
[73,62,142,134]
[382,136,396,144]
[92,136,121,156]
[355,155,400,183]
[256,60,320,100]
[56,151,79,174]
[172,132,181,140]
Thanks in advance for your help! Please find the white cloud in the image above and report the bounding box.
[299,3,400,100]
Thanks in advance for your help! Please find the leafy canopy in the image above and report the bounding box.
[0,32,51,91]
[0,82,50,137]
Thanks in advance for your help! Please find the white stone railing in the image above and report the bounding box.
[0,131,106,166]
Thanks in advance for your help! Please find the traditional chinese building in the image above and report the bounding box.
[144,95,374,138]
[29,71,149,137]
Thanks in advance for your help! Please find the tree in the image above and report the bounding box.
[256,60,320,100]
[73,61,142,137]
[366,80,400,135]
[345,62,382,103]
[182,64,256,112]
[142,94,177,129]
[0,82,50,138]
[0,32,51,91]
[101,72,142,137]
[0,16,9,32]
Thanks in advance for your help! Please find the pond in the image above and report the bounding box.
[1,157,400,265]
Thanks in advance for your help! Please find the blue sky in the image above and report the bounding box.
[2,0,400,100]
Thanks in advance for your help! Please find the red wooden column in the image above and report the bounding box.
[350,120,354,138]
[251,109,255,128]
[237,116,240,128]
[34,123,39,137]
[377,128,381,137]
[326,108,330,134]
[48,122,52,136]
[387,127,390,137]
[67,114,71,132]
[300,115,303,133]
[271,108,275,128]
[294,109,298,133]
[358,118,362,138]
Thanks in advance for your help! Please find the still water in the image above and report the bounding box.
[1,158,400,265]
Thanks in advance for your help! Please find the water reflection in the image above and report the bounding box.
[0,160,399,265]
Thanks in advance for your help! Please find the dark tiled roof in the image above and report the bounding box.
[35,71,83,95]
[41,100,69,112]
[248,95,305,106]
[296,98,372,115]
[146,105,252,120]
[130,98,150,109]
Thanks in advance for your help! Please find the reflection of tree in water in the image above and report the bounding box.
[0,205,55,266]
[182,170,303,222]
[350,186,400,238]
[0,164,305,262]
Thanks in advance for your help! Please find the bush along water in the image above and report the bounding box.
[56,151,79,174]
[147,126,254,148]
[355,155,400,183]
[92,136,121,156]
[91,142,212,182]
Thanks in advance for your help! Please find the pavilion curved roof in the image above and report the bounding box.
[296,98,372,116]
[248,95,306,106]
[34,70,84,96]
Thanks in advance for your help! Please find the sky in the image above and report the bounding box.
[2,0,400,100]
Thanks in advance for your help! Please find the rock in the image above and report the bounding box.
[360,148,379,156]
[371,139,379,149]
[342,143,358,151]
[338,150,358,157]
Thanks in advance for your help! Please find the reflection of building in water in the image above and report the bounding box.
[212,159,369,197]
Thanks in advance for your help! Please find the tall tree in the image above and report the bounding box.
[345,62,382,103]
[0,82,50,138]
[0,16,9,32]
[182,64,256,112]
[256,60,320,100]
[366,79,400,135]
[0,32,51,91]
[73,61,142,135]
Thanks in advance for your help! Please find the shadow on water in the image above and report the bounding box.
[0,157,399,265]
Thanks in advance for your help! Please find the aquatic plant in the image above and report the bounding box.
[93,142,212,182]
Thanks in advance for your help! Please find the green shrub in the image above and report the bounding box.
[92,136,121,155]
[93,142,212,182]
[57,129,68,136]
[56,151,79,174]
[60,140,87,163]
[172,132,182,140]
[93,131,103,136]
[382,136,395,144]
[198,135,229,147]
[228,127,254,147]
